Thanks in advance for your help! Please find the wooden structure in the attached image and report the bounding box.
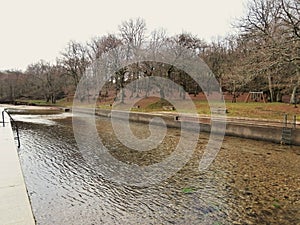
[245,91,266,103]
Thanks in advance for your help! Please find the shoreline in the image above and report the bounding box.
[2,104,300,146]
[0,104,62,111]
[1,104,66,114]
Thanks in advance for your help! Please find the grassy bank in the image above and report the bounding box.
[15,98,300,121]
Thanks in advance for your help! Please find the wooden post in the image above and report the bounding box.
[245,93,251,103]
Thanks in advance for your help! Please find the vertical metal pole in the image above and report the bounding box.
[2,111,5,127]
[293,115,297,129]
[16,126,20,148]
[284,114,288,127]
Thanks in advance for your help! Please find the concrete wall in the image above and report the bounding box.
[73,108,300,146]
[226,123,282,144]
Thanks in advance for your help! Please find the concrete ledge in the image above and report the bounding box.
[0,108,35,225]
[73,108,300,146]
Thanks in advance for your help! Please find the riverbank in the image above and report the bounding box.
[10,98,300,121]
[1,104,65,114]
[2,104,300,145]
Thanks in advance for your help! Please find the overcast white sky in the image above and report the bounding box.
[0,0,247,71]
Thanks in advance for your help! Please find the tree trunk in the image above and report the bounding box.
[120,89,125,103]
[46,95,50,103]
[232,81,237,103]
[290,86,297,104]
[268,75,274,102]
[290,69,300,104]
[276,91,282,102]
[51,95,56,104]
[9,85,14,101]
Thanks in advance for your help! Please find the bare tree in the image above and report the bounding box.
[87,34,122,61]
[234,0,300,102]
[60,41,90,89]
[26,61,66,103]
[119,18,146,49]
[113,18,147,102]
[0,70,25,102]
[236,0,286,101]
[278,0,300,103]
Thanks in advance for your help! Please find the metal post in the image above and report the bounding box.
[283,114,288,127]
[15,126,20,148]
[293,115,297,129]
[2,111,5,127]
[3,109,21,147]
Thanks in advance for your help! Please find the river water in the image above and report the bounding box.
[14,113,300,225]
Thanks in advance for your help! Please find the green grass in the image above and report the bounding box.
[225,102,300,120]
[16,98,72,107]
[273,203,281,209]
[107,99,300,121]
[16,98,300,121]
[146,99,172,109]
[140,99,300,121]
[16,99,51,106]
[182,187,195,194]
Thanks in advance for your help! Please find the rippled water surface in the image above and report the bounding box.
[15,113,300,225]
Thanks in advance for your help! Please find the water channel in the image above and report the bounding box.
[14,113,300,225]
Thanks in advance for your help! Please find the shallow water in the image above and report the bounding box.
[15,113,300,225]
